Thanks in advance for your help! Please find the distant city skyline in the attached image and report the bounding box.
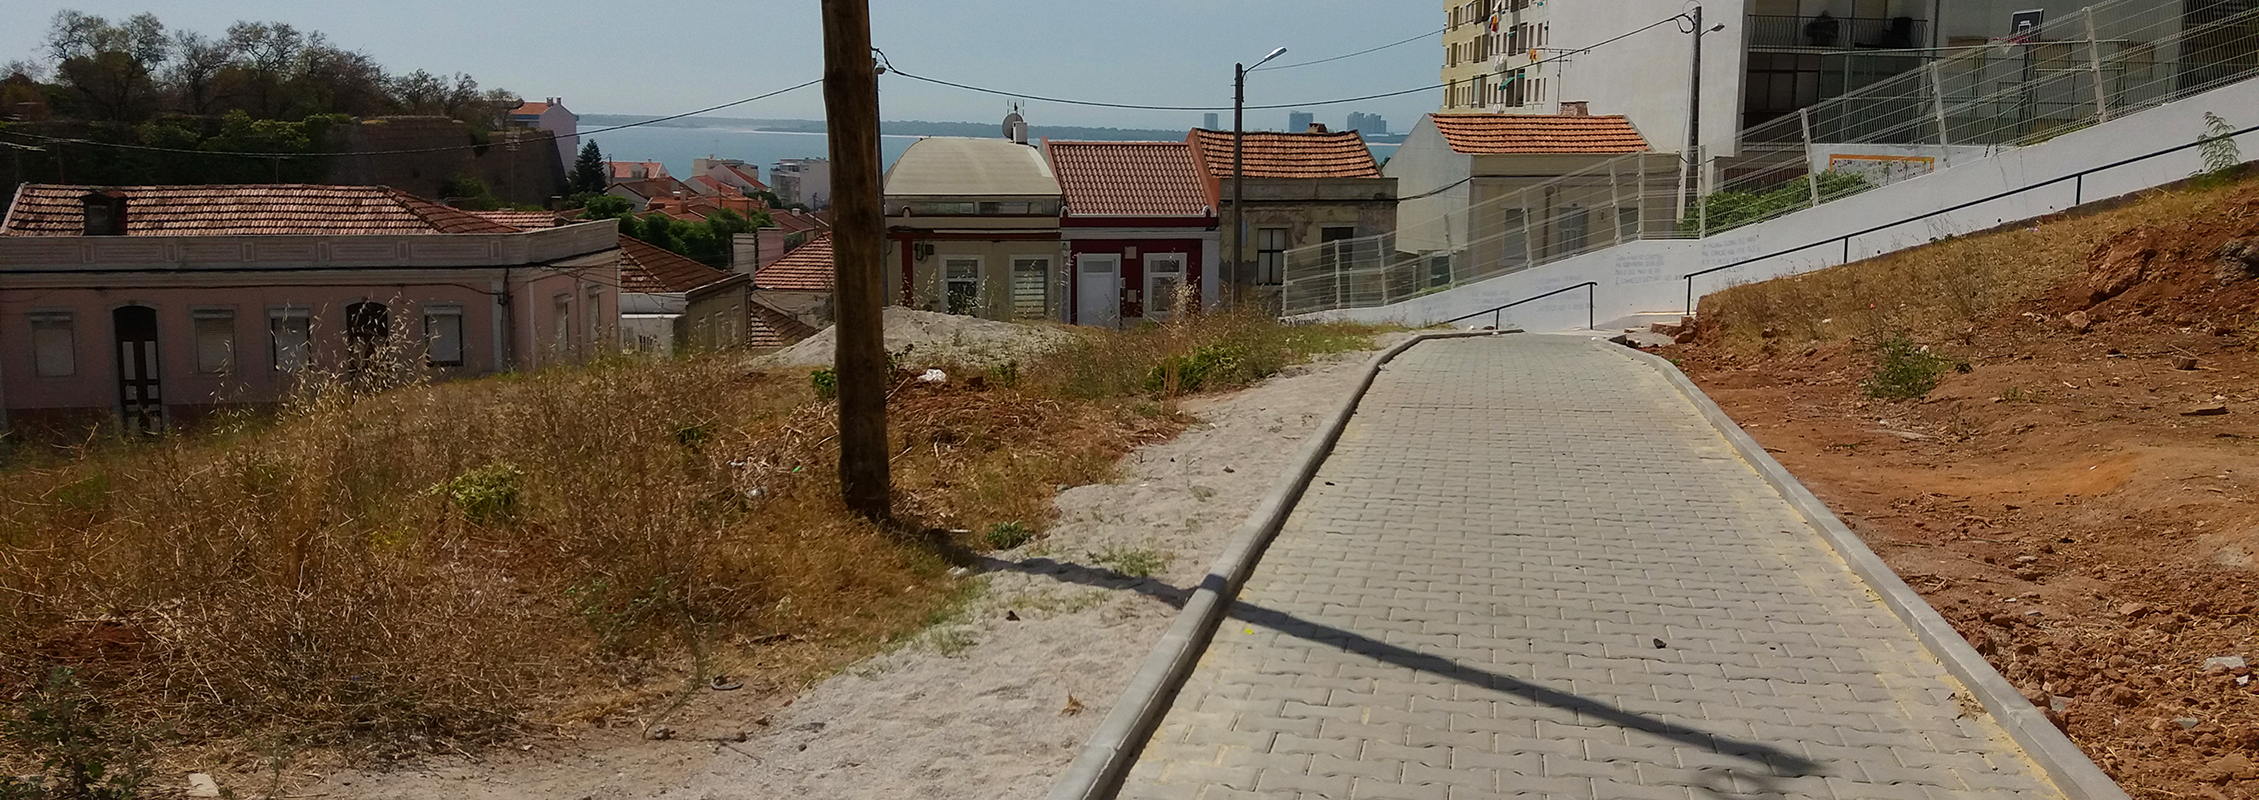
[0,1,1445,131]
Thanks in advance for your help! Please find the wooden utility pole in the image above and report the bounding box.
[821,0,890,519]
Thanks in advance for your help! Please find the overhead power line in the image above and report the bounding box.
[882,62,1445,112]
[0,78,823,160]
[1254,28,1446,72]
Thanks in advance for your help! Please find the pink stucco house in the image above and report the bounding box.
[0,184,621,437]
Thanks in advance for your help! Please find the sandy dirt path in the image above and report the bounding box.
[311,339,1400,800]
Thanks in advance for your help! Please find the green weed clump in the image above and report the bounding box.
[1861,335,1960,400]
[984,521,1034,550]
[441,462,522,524]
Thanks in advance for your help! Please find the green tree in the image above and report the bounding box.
[580,194,632,219]
[570,140,607,195]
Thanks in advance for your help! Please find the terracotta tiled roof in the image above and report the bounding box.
[610,177,689,201]
[471,210,567,229]
[688,175,738,196]
[1046,140,1211,218]
[757,233,832,291]
[617,235,734,294]
[608,161,669,180]
[1,184,521,236]
[771,210,828,234]
[719,164,767,190]
[749,301,819,349]
[510,101,551,117]
[1186,129,1383,181]
[1427,114,1650,154]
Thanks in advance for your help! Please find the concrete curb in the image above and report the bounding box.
[1043,330,1510,800]
[1616,344,2131,800]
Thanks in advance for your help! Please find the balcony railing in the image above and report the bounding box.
[1747,15,1928,50]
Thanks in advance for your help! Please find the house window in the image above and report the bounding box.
[1619,206,1641,240]
[1255,228,1289,286]
[586,287,604,350]
[1010,257,1049,320]
[1560,207,1591,253]
[1144,254,1187,321]
[552,294,572,357]
[424,305,465,367]
[29,311,74,377]
[192,308,235,374]
[269,308,311,373]
[944,257,980,315]
[1428,254,1453,288]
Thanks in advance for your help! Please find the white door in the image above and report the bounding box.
[1078,254,1120,328]
[1143,253,1187,322]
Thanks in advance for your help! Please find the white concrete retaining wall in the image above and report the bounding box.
[1304,77,2259,332]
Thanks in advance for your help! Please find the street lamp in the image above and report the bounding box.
[1232,46,1286,305]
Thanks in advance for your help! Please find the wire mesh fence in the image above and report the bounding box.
[1280,0,2259,317]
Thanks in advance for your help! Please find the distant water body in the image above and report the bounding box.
[588,125,1400,182]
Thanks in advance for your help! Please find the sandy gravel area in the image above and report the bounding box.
[309,339,1398,800]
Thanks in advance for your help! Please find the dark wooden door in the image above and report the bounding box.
[112,305,163,435]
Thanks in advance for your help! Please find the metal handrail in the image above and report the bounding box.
[1680,120,2259,314]
[1442,281,1599,331]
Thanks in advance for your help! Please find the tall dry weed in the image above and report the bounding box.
[1695,177,2257,351]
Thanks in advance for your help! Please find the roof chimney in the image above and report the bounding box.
[80,191,127,236]
[1306,122,1330,134]
[1559,101,1590,117]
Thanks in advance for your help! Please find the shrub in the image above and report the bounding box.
[810,368,838,400]
[442,462,522,524]
[1685,171,1874,235]
[2,669,149,800]
[1861,335,1958,400]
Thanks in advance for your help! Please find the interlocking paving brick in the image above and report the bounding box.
[1121,337,2062,800]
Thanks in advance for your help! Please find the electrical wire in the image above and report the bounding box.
[1540,14,1693,60]
[882,61,1445,111]
[1253,28,1446,72]
[0,78,823,160]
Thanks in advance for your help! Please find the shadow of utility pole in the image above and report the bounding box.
[981,554,1829,798]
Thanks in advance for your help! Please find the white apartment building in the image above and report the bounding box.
[1441,0,2243,160]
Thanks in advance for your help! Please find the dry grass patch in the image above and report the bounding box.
[0,310,1381,781]
[1695,174,2259,353]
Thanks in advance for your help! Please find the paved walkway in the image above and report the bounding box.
[1118,336,2061,800]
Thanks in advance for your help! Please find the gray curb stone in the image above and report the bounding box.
[1614,344,2130,800]
[1043,330,1510,800]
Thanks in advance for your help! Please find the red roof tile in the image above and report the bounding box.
[1186,129,1383,181]
[471,210,568,229]
[1046,140,1211,218]
[1,184,522,236]
[1427,114,1650,154]
[757,233,833,291]
[719,164,768,191]
[618,235,734,294]
[749,301,819,348]
[608,161,669,180]
[510,101,552,117]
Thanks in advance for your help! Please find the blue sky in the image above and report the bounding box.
[0,1,1444,132]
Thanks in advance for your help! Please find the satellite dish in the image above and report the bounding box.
[1002,111,1025,139]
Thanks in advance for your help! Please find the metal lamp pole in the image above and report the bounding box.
[1232,46,1286,306]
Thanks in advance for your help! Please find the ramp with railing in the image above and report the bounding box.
[1285,0,2259,329]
